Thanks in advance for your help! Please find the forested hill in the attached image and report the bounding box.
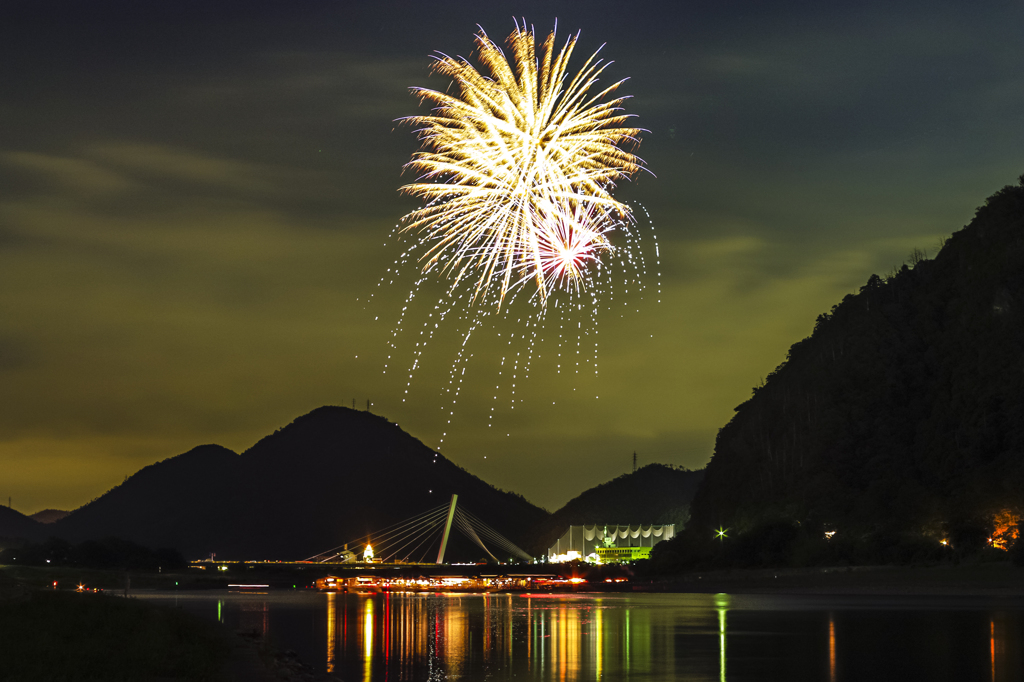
[688,175,1024,540]
[527,464,704,556]
[0,506,43,546]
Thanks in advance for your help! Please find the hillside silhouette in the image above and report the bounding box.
[54,444,242,557]
[527,464,704,555]
[29,509,70,524]
[684,175,1024,554]
[0,506,43,547]
[54,407,548,560]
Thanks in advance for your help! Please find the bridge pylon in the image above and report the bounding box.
[436,494,458,564]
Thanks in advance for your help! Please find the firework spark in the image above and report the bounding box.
[400,21,645,306]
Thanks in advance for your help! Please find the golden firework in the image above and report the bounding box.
[400,21,645,306]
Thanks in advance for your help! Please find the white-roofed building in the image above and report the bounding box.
[547,524,675,563]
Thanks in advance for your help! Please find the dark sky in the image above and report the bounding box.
[2,0,1023,514]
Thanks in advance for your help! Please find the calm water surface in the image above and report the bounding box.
[139,589,1024,681]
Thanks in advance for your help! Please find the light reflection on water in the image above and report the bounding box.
[829,612,836,682]
[145,590,1024,681]
[325,592,336,672]
[717,594,727,682]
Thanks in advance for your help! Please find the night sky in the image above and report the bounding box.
[2,1,1023,514]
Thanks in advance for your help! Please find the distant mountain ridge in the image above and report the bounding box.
[55,444,242,557]
[54,407,548,560]
[527,464,704,555]
[19,408,706,562]
[29,509,70,524]
[687,175,1024,540]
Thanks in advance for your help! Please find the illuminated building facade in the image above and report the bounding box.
[547,524,675,563]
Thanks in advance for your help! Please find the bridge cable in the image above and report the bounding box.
[454,512,499,563]
[382,512,450,562]
[458,508,532,561]
[304,503,450,562]
[366,508,451,561]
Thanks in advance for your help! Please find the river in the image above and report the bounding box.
[138,589,1023,681]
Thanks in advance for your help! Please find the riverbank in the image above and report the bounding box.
[6,559,1024,599]
[0,566,337,681]
[642,561,1024,596]
[0,588,230,680]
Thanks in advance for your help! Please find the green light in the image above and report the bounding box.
[715,526,729,541]
[717,597,727,682]
[625,609,630,669]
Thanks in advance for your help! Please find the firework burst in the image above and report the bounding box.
[400,21,646,306]
[535,201,613,296]
[371,22,659,450]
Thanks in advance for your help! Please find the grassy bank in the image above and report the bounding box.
[0,570,230,681]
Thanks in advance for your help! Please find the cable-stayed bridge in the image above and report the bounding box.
[304,495,532,565]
